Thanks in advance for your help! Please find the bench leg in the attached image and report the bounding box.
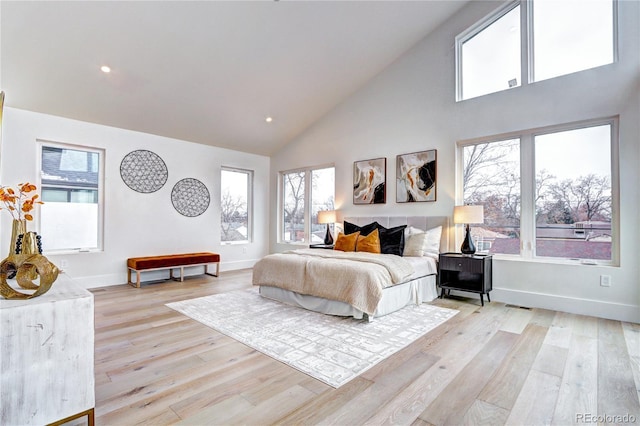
[127,268,142,288]
[204,262,219,278]
[180,266,184,282]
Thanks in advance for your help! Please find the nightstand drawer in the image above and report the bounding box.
[439,256,484,273]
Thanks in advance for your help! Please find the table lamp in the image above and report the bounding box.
[317,210,337,245]
[453,205,484,255]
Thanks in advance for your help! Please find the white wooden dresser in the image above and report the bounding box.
[0,273,95,425]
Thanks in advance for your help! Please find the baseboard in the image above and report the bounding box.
[490,287,639,323]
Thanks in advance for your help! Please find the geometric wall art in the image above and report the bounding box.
[171,178,210,217]
[396,149,437,203]
[120,149,168,193]
[353,157,386,204]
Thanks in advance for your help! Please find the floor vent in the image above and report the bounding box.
[505,304,531,310]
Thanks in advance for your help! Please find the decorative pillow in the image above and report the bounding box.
[378,224,407,256]
[333,231,360,252]
[403,225,442,259]
[344,221,379,237]
[356,229,381,254]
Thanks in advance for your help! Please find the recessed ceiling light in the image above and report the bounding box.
[265,116,273,123]
[100,65,111,73]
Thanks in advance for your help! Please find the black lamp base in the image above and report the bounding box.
[323,224,334,246]
[460,224,476,255]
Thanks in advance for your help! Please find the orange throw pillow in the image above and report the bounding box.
[333,231,360,252]
[356,228,381,254]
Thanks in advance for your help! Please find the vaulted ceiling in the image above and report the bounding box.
[1,1,468,156]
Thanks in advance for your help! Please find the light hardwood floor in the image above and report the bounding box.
[91,269,640,425]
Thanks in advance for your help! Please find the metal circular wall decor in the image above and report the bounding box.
[171,178,210,217]
[120,149,168,193]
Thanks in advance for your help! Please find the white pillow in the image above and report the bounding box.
[403,226,442,259]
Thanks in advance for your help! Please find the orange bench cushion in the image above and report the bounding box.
[127,252,220,270]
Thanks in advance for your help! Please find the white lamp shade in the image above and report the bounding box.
[317,210,337,224]
[453,205,484,224]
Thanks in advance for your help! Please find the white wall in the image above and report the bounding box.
[271,1,640,322]
[1,107,270,288]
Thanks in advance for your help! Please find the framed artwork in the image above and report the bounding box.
[396,149,437,203]
[353,157,386,204]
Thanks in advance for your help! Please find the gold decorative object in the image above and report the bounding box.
[0,254,59,299]
[9,219,26,255]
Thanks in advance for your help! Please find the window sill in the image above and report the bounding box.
[490,253,619,268]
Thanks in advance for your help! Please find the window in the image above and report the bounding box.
[462,139,521,255]
[459,118,617,264]
[280,165,334,244]
[220,167,252,243]
[534,125,612,260]
[39,143,103,251]
[459,3,521,100]
[532,0,614,82]
[456,0,616,101]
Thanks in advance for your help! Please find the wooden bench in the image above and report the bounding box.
[127,252,220,288]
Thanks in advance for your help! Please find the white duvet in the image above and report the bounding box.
[252,248,414,315]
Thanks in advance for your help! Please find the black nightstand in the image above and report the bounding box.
[438,252,493,306]
[309,244,334,249]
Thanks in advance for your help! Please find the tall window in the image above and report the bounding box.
[39,143,103,251]
[459,118,617,264]
[534,125,612,260]
[462,139,521,255]
[457,0,616,101]
[281,165,334,244]
[220,167,252,243]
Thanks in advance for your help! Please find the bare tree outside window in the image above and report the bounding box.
[463,139,521,254]
[281,167,335,244]
[461,122,614,261]
[221,168,251,242]
[535,125,612,260]
[282,171,305,243]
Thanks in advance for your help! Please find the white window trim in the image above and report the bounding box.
[456,116,619,266]
[37,139,105,254]
[455,0,521,102]
[278,163,335,245]
[220,166,253,245]
[456,0,619,102]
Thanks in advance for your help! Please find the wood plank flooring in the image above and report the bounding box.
[90,269,640,425]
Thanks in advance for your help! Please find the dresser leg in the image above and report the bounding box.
[487,293,491,302]
[480,294,484,306]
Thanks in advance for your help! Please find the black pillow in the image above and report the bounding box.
[378,224,407,256]
[344,221,379,237]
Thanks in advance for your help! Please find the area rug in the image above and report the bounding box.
[166,288,457,388]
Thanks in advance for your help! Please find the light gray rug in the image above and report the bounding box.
[167,288,457,388]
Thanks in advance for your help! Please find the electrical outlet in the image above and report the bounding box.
[242,246,247,254]
[60,259,68,268]
[600,275,611,287]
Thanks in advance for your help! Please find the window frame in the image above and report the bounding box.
[455,0,522,102]
[37,140,105,254]
[220,166,253,244]
[456,116,619,266]
[278,163,335,245]
[456,0,618,102]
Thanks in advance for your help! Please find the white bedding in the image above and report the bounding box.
[256,215,449,320]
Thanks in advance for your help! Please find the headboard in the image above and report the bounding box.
[342,216,450,253]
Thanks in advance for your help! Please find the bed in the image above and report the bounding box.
[253,216,450,320]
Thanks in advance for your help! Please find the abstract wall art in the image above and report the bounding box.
[353,157,386,204]
[171,178,210,217]
[396,149,437,203]
[120,149,168,193]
